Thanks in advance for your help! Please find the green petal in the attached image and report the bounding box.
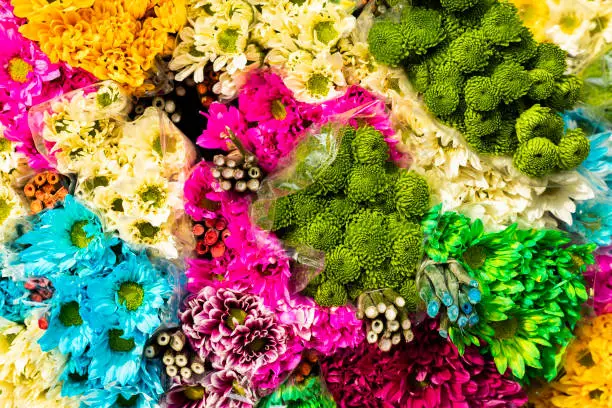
[506,343,526,378]
[515,337,542,368]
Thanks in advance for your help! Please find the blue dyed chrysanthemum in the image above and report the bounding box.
[87,250,170,335]
[0,278,29,322]
[567,199,612,246]
[59,355,100,398]
[16,195,118,277]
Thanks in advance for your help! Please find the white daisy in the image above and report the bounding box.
[283,50,347,102]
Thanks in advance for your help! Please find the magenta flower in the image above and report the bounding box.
[183,161,226,221]
[584,246,612,315]
[321,320,527,408]
[311,302,365,355]
[198,103,248,150]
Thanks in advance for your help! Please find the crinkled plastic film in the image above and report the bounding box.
[579,45,612,124]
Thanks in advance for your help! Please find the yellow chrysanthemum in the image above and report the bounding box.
[11,0,94,19]
[508,0,550,41]
[528,314,612,407]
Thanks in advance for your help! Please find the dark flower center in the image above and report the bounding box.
[270,99,287,120]
[8,57,32,83]
[117,281,145,311]
[589,389,603,400]
[224,308,247,330]
[306,74,330,97]
[577,350,595,367]
[183,385,206,401]
[491,317,519,340]
[58,301,83,326]
[108,329,136,352]
[135,221,159,239]
[115,394,138,407]
[68,370,88,382]
[463,245,487,270]
[70,220,93,248]
[139,185,164,207]
[112,198,124,212]
[247,337,269,353]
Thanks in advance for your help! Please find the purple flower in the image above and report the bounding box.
[204,362,257,407]
[164,383,215,408]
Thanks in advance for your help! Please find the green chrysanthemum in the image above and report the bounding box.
[398,279,420,311]
[270,196,294,231]
[315,280,348,306]
[390,228,423,278]
[421,205,472,262]
[394,170,430,219]
[449,30,492,73]
[325,246,362,284]
[387,213,421,242]
[302,272,324,298]
[400,6,446,55]
[557,129,590,170]
[345,209,389,268]
[424,82,461,116]
[326,197,358,224]
[346,165,388,203]
[441,12,466,42]
[429,61,465,89]
[464,76,501,112]
[515,104,565,144]
[439,0,479,12]
[547,75,583,111]
[480,3,523,46]
[464,108,502,138]
[292,193,325,225]
[407,62,431,93]
[367,20,407,67]
[352,126,389,166]
[527,69,556,100]
[491,61,532,103]
[304,214,342,251]
[532,43,567,79]
[513,137,560,177]
[466,119,518,156]
[500,27,537,65]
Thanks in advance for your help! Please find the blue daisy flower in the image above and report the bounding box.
[60,355,101,398]
[81,360,164,408]
[88,326,147,386]
[38,275,94,356]
[0,278,29,322]
[87,250,170,335]
[16,195,118,277]
[567,199,612,246]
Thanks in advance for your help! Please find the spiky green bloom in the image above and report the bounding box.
[449,30,492,73]
[547,75,583,111]
[424,82,460,116]
[345,209,389,268]
[304,214,342,251]
[400,6,445,55]
[532,43,567,79]
[352,126,389,166]
[346,165,387,203]
[325,246,362,284]
[557,129,590,170]
[387,213,421,241]
[429,61,465,89]
[292,193,325,225]
[421,204,472,262]
[464,76,501,112]
[527,69,556,100]
[441,12,466,42]
[500,27,537,65]
[394,170,430,219]
[468,120,519,155]
[302,272,324,298]
[258,376,337,408]
[440,0,479,12]
[515,104,564,144]
[398,279,420,311]
[491,61,532,103]
[407,62,430,93]
[371,181,397,214]
[465,108,502,137]
[390,229,423,278]
[367,20,407,66]
[480,3,523,46]
[283,226,307,247]
[361,261,407,289]
[513,137,560,177]
[315,280,348,306]
[326,197,358,224]
[270,196,294,231]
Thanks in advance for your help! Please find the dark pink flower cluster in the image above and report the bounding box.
[584,246,612,315]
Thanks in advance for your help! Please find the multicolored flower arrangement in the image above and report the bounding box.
[0,0,610,407]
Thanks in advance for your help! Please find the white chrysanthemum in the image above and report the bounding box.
[116,217,179,259]
[296,8,356,51]
[0,314,79,408]
[283,50,347,102]
[0,174,27,242]
[168,27,210,82]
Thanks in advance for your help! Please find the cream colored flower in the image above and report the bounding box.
[168,27,210,82]
[296,8,356,51]
[116,217,179,259]
[283,50,347,102]
[0,173,27,242]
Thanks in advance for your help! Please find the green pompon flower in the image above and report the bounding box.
[439,0,479,12]
[532,43,567,79]
[345,209,389,268]
[304,214,342,251]
[398,279,420,311]
[547,75,583,111]
[352,126,389,166]
[500,27,538,65]
[367,20,407,66]
[394,170,430,219]
[302,272,324,298]
[513,137,560,177]
[515,104,565,144]
[421,205,472,262]
[387,212,421,241]
[528,69,556,100]
[390,228,423,278]
[292,193,325,225]
[400,6,445,55]
[270,196,294,231]
[315,280,348,306]
[483,120,519,155]
[491,61,532,103]
[371,180,397,215]
[407,62,431,93]
[346,165,387,203]
[429,61,465,89]
[558,129,590,170]
[325,246,362,284]
[442,12,466,42]
[449,30,492,73]
[480,3,523,46]
[464,76,501,112]
[465,108,502,137]
[326,197,358,224]
[424,82,460,116]
[311,150,353,195]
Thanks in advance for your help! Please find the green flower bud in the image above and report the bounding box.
[346,165,388,203]
[464,76,501,112]
[304,214,342,251]
[528,69,556,100]
[315,280,348,306]
[449,30,492,73]
[547,75,583,111]
[368,20,407,66]
[325,246,362,284]
[424,82,460,116]
[532,43,567,79]
[558,129,590,170]
[352,126,389,166]
[491,61,532,103]
[465,108,502,138]
[513,137,560,177]
[481,3,523,46]
[395,170,430,219]
[400,6,446,55]
[515,104,564,144]
[345,209,389,268]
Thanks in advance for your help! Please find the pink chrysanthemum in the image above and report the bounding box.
[183,161,227,221]
[321,320,528,408]
[164,383,215,408]
[197,103,248,150]
[584,246,612,315]
[204,362,257,407]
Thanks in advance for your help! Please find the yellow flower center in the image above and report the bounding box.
[559,12,580,35]
[247,337,268,353]
[135,221,159,239]
[8,57,32,83]
[217,28,241,53]
[139,185,165,207]
[58,301,83,326]
[491,317,519,340]
[270,99,287,120]
[70,220,93,248]
[232,380,247,396]
[183,386,206,401]
[108,329,136,352]
[314,21,338,44]
[117,281,145,311]
[306,73,331,97]
[0,137,11,152]
[224,308,247,330]
[463,245,487,270]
